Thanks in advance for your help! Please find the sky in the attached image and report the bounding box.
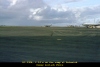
[0,0,100,26]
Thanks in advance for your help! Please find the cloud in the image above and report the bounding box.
[65,0,83,3]
[0,0,50,26]
[81,5,100,17]
[29,5,77,24]
[0,0,10,8]
[0,0,100,26]
[8,0,17,7]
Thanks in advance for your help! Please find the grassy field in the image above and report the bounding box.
[0,26,100,36]
[0,26,100,62]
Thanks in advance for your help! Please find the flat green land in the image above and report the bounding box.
[0,26,100,62]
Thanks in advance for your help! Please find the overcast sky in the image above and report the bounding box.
[0,0,100,26]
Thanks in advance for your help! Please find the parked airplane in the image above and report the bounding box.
[82,23,100,28]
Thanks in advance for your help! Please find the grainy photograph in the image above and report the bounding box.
[0,0,100,63]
